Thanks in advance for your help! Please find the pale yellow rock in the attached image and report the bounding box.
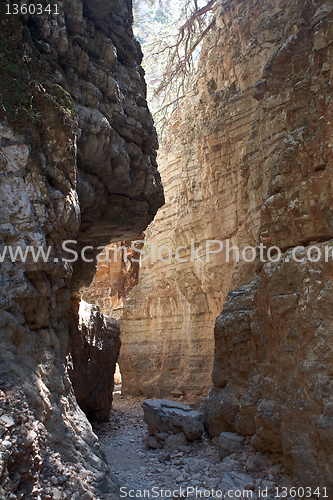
[119,0,290,397]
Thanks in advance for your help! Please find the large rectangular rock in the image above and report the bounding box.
[142,399,204,440]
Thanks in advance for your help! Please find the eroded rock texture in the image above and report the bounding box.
[202,0,333,493]
[142,399,204,441]
[0,0,163,496]
[119,0,295,397]
[81,239,144,318]
[68,300,121,423]
[120,0,333,490]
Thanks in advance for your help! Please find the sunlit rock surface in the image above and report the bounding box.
[81,239,143,319]
[203,0,333,493]
[122,0,333,491]
[119,0,288,397]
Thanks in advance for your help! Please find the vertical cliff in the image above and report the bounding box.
[201,0,333,492]
[81,239,144,318]
[118,0,297,397]
[0,0,163,497]
[120,0,333,490]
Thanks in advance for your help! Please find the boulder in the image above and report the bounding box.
[142,399,204,440]
[143,435,163,450]
[164,432,187,450]
[187,458,209,473]
[158,451,171,463]
[218,432,245,459]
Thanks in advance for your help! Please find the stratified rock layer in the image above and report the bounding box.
[122,0,333,491]
[202,0,333,493]
[0,0,163,496]
[81,239,143,318]
[119,0,305,397]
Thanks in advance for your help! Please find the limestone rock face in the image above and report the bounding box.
[81,239,143,318]
[0,0,163,496]
[118,0,308,397]
[68,300,121,423]
[202,0,333,493]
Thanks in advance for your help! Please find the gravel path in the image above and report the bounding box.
[96,394,295,500]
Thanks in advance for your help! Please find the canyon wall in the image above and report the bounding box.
[0,0,163,497]
[81,239,143,319]
[202,0,333,493]
[118,0,297,397]
[119,0,333,490]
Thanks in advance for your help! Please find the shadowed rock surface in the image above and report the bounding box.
[203,0,333,493]
[68,300,121,423]
[0,0,163,496]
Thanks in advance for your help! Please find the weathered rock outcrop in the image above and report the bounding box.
[142,399,204,441]
[68,300,121,423]
[0,0,163,496]
[201,0,333,493]
[218,432,245,460]
[119,0,300,397]
[206,245,333,486]
[81,239,143,318]
[120,0,332,491]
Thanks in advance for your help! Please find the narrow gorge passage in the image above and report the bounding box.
[95,395,294,500]
[2,0,333,497]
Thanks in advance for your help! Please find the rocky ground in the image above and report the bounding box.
[95,394,296,500]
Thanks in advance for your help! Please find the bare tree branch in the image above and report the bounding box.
[142,0,219,136]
